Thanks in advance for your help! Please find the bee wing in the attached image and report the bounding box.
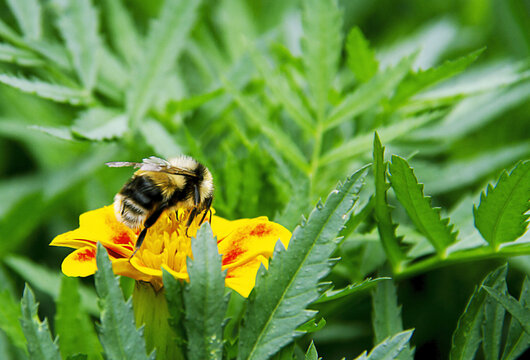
[106,161,143,168]
[142,156,198,177]
[107,156,197,177]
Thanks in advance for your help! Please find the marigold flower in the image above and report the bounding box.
[50,205,291,297]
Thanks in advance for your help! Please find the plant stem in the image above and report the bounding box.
[133,281,185,360]
[395,245,530,278]
[309,122,323,198]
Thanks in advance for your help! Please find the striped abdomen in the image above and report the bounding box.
[114,175,164,230]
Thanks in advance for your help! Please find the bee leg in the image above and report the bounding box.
[130,205,166,260]
[198,197,213,226]
[185,207,198,237]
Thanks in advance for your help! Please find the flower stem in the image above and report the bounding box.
[133,281,185,360]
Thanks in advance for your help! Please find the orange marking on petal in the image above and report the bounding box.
[74,248,96,262]
[249,223,272,237]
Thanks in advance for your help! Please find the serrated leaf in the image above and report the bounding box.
[139,119,183,158]
[127,0,202,130]
[302,0,342,121]
[94,243,151,360]
[162,270,187,354]
[0,43,43,66]
[0,290,26,351]
[305,342,319,360]
[481,270,508,360]
[6,0,42,40]
[373,133,405,269]
[354,330,414,360]
[450,264,508,360]
[20,285,61,360]
[325,55,413,130]
[225,80,309,173]
[4,255,98,316]
[55,277,102,360]
[183,223,227,360]
[55,0,100,91]
[100,0,142,66]
[346,27,378,83]
[297,318,326,334]
[474,161,530,248]
[250,46,314,134]
[391,48,484,106]
[413,143,530,195]
[166,89,224,115]
[371,279,413,360]
[482,285,530,335]
[389,155,457,255]
[501,277,530,360]
[321,111,440,164]
[71,108,127,141]
[238,166,368,360]
[316,277,390,304]
[0,74,91,105]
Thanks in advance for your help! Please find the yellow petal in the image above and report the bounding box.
[218,218,291,269]
[112,258,153,283]
[211,215,270,241]
[61,246,97,277]
[50,206,135,258]
[225,255,268,297]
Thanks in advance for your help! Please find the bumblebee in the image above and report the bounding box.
[106,156,214,257]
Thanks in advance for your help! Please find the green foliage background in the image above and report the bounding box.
[0,0,529,359]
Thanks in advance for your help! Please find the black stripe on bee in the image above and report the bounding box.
[122,199,145,215]
[120,175,163,210]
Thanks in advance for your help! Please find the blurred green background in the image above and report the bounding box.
[0,0,529,359]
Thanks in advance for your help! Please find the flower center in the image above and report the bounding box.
[134,211,204,275]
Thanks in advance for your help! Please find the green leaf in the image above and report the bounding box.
[391,48,484,106]
[321,111,440,165]
[413,143,530,195]
[482,285,530,335]
[127,0,202,130]
[389,155,458,254]
[0,43,43,66]
[325,55,413,130]
[297,318,326,334]
[6,0,42,40]
[302,0,342,121]
[305,342,319,360]
[355,330,415,360]
[166,89,224,114]
[474,160,530,248]
[100,0,142,66]
[346,27,378,83]
[373,133,405,269]
[316,277,390,304]
[238,166,368,360]
[450,264,508,360]
[501,277,530,360]
[371,279,413,360]
[20,285,61,360]
[55,277,102,360]
[481,270,508,360]
[0,290,26,352]
[411,81,530,141]
[55,0,100,91]
[139,119,183,158]
[4,255,98,316]
[183,223,228,360]
[163,270,187,353]
[71,108,127,141]
[94,243,151,360]
[249,46,314,134]
[225,80,309,173]
[0,74,91,105]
